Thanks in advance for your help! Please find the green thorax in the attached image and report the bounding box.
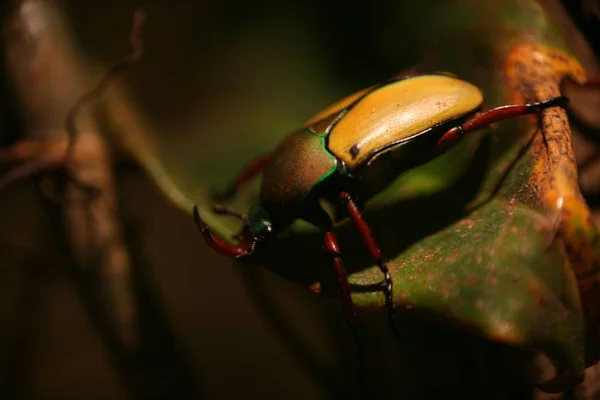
[259,129,337,229]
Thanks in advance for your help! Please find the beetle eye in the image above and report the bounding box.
[253,219,273,237]
[261,220,273,233]
[244,206,273,238]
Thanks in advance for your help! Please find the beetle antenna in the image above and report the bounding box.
[212,204,247,221]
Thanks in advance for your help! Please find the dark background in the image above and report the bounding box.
[0,0,599,399]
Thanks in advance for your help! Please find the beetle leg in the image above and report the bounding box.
[212,204,247,221]
[215,154,271,201]
[324,230,358,327]
[434,96,569,152]
[193,205,254,258]
[339,191,398,333]
[323,228,366,388]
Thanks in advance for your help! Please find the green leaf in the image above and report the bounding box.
[103,0,600,389]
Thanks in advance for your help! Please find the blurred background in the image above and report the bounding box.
[0,0,599,399]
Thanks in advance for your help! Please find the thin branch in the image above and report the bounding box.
[65,9,146,166]
[2,2,197,398]
[0,139,61,164]
[0,10,145,195]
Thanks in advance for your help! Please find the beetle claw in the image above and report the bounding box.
[193,205,252,258]
[235,242,257,260]
[530,96,569,112]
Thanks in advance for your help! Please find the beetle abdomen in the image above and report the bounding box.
[326,74,483,170]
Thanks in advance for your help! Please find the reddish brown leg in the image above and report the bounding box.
[324,231,358,326]
[193,205,253,258]
[339,191,397,333]
[215,154,271,201]
[323,229,365,389]
[434,96,569,152]
[212,154,271,226]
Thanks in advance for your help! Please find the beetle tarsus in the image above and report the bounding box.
[339,191,398,334]
[323,228,368,392]
[235,239,259,260]
[529,96,569,112]
[378,266,397,332]
[376,261,397,333]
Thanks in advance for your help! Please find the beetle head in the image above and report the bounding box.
[239,205,274,248]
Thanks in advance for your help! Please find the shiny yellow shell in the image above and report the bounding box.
[325,74,484,170]
[306,85,374,130]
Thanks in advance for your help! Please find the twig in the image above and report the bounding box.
[0,139,61,164]
[0,10,145,196]
[65,9,145,168]
[2,2,197,398]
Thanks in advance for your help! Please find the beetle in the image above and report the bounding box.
[192,71,568,338]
